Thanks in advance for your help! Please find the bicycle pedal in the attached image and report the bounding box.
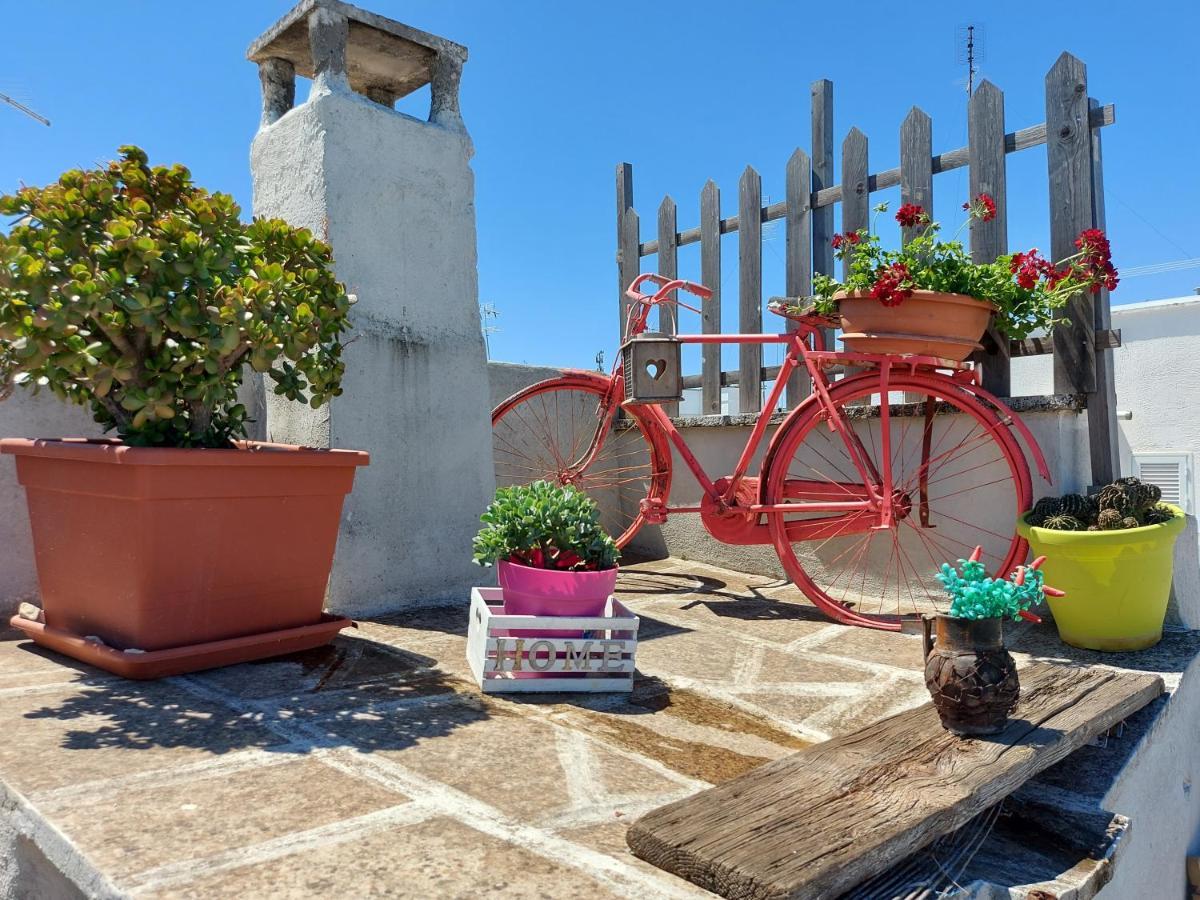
[639,497,669,525]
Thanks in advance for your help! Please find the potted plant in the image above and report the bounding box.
[0,146,368,678]
[1018,478,1185,651]
[472,480,619,621]
[923,547,1058,735]
[786,196,1119,361]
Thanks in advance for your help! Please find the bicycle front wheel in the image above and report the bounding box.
[491,373,671,548]
[764,372,1032,629]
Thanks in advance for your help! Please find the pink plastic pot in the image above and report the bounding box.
[496,559,618,618]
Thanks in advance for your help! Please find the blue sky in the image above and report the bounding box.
[2,1,1197,370]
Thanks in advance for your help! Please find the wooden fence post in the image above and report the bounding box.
[785,148,812,407]
[657,195,679,416]
[899,106,933,245]
[811,80,836,354]
[700,180,722,414]
[968,81,1012,397]
[1045,53,1097,396]
[739,166,763,413]
[1087,96,1120,484]
[616,163,639,341]
[841,128,869,274]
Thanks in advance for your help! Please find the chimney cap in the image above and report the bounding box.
[247,0,466,101]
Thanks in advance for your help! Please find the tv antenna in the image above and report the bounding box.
[955,24,985,97]
[0,91,50,127]
[479,302,500,359]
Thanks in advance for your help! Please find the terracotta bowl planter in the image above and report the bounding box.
[2,438,368,678]
[837,290,995,361]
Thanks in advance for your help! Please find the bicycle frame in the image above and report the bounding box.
[574,273,1051,535]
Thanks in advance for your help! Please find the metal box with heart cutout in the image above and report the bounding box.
[621,332,682,404]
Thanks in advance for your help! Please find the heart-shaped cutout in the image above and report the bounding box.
[645,358,667,381]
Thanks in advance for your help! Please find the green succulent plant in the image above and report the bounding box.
[472,480,619,572]
[0,146,353,448]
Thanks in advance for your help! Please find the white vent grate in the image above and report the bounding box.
[1133,453,1193,514]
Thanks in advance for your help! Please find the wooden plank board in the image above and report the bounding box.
[700,180,722,414]
[657,195,680,416]
[635,104,1115,257]
[738,166,763,414]
[627,661,1163,900]
[784,148,812,407]
[1046,52,1097,395]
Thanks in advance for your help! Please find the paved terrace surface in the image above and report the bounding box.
[2,556,1198,899]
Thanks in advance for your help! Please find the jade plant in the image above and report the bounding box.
[0,146,352,448]
[473,481,619,572]
[936,547,1057,622]
[1027,477,1175,531]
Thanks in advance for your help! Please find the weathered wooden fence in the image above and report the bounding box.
[615,52,1121,485]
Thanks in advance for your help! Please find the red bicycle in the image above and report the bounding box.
[491,274,1050,630]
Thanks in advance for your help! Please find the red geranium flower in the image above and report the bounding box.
[870,262,913,307]
[831,231,862,249]
[963,193,997,222]
[1075,228,1118,293]
[895,203,926,228]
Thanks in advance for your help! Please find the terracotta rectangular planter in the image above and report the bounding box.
[2,438,368,676]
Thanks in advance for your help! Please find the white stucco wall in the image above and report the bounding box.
[252,83,495,616]
[1012,295,1200,627]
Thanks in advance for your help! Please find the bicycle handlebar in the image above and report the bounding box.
[624,275,714,305]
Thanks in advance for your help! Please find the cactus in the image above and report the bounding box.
[1131,481,1162,509]
[1098,483,1132,514]
[1028,496,1062,526]
[1087,524,1101,531]
[1058,493,1096,522]
[1041,513,1083,531]
[1097,508,1124,530]
[1121,516,1141,529]
[1143,504,1175,525]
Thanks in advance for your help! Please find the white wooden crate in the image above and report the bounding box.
[466,587,639,693]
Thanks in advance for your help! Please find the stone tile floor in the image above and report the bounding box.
[1,556,1196,898]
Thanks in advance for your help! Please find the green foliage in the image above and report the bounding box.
[936,556,1045,621]
[803,202,1108,340]
[472,480,619,572]
[0,146,353,447]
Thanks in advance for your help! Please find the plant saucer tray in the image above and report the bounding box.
[466,587,639,693]
[7,613,352,680]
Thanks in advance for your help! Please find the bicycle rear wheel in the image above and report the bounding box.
[491,373,671,547]
[764,372,1032,629]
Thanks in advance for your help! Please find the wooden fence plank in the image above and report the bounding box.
[657,195,679,416]
[899,106,933,245]
[784,148,812,407]
[1046,52,1097,394]
[627,661,1163,900]
[738,166,763,413]
[811,80,836,354]
[1087,95,1119,484]
[616,163,639,340]
[968,80,1013,396]
[841,127,869,276]
[700,180,722,414]
[635,104,1115,258]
